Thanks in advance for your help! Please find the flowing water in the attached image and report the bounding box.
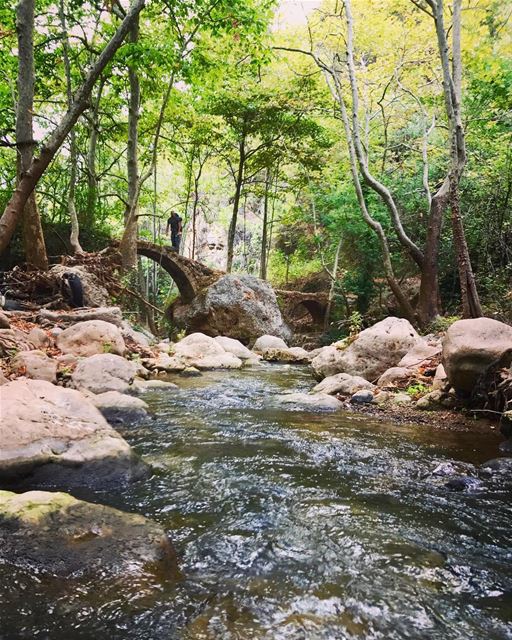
[1,364,512,639]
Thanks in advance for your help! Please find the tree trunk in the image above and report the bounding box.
[417,177,449,325]
[259,167,271,279]
[450,177,482,318]
[226,136,246,272]
[324,236,343,332]
[16,0,48,270]
[119,16,141,271]
[85,79,104,226]
[59,0,83,254]
[0,0,146,258]
[430,0,482,318]
[191,158,205,261]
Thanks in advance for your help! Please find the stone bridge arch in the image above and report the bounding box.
[135,240,219,302]
[275,290,328,326]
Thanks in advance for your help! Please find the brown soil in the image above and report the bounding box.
[339,396,498,434]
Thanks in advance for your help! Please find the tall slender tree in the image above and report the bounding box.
[16,0,48,269]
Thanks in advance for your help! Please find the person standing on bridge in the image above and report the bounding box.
[166,211,183,251]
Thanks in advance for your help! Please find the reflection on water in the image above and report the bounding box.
[1,364,512,639]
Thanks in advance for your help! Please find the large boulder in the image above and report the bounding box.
[214,336,255,360]
[171,274,291,344]
[57,319,126,357]
[0,379,148,489]
[312,372,375,396]
[311,317,421,381]
[49,264,111,307]
[0,490,177,577]
[71,353,139,394]
[11,350,57,383]
[442,318,512,392]
[172,333,243,370]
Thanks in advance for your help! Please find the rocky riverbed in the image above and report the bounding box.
[0,303,511,637]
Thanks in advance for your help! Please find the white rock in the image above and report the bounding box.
[90,391,149,423]
[57,320,126,357]
[27,327,53,350]
[71,354,138,394]
[312,372,375,396]
[398,341,441,369]
[11,350,57,383]
[279,392,343,411]
[433,364,448,390]
[312,317,421,381]
[214,336,255,359]
[130,378,178,393]
[442,318,512,392]
[0,379,147,488]
[377,366,413,388]
[253,335,288,352]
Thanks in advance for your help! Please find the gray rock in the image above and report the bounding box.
[57,320,126,357]
[89,391,149,423]
[253,334,288,352]
[130,378,179,393]
[261,346,310,363]
[442,318,512,393]
[0,490,177,578]
[444,475,483,492]
[377,366,413,388]
[0,379,148,489]
[350,390,374,404]
[172,333,242,369]
[391,392,413,405]
[72,353,139,394]
[214,335,256,359]
[38,306,123,328]
[279,392,343,411]
[0,311,10,329]
[27,327,53,349]
[312,372,375,396]
[415,390,444,411]
[481,458,512,473]
[311,317,421,381]
[398,341,441,368]
[433,364,448,390]
[10,350,57,383]
[171,274,291,344]
[0,329,34,356]
[181,366,202,377]
[120,320,152,348]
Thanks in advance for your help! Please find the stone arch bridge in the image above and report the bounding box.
[133,240,328,325]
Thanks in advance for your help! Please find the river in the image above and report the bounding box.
[1,364,511,639]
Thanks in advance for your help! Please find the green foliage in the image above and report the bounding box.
[424,316,461,335]
[406,382,429,398]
